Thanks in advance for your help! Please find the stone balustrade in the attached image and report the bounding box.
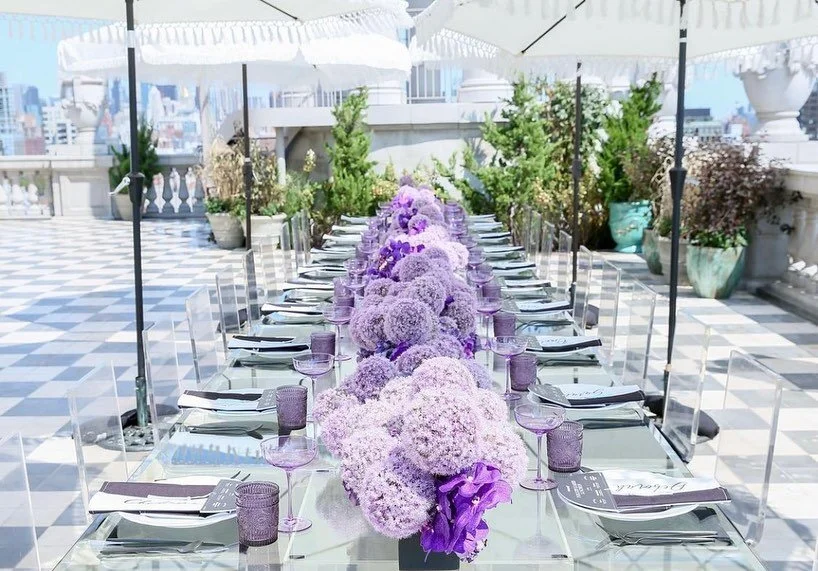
[784,166,818,291]
[0,158,52,219]
[143,154,206,219]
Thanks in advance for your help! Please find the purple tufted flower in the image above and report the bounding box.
[462,359,493,391]
[383,298,437,346]
[476,422,528,489]
[429,334,464,359]
[418,203,445,224]
[387,281,409,297]
[401,387,482,475]
[397,252,434,282]
[359,294,385,309]
[420,462,512,561]
[366,277,396,298]
[410,357,478,393]
[349,305,388,352]
[395,344,441,375]
[441,300,477,337]
[378,376,417,405]
[314,388,359,423]
[423,247,453,271]
[359,450,436,539]
[407,214,430,236]
[342,355,399,402]
[341,428,398,498]
[321,403,364,456]
[399,275,447,314]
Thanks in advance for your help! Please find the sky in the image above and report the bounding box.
[0,35,750,120]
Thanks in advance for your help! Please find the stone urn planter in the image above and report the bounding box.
[249,213,287,241]
[686,245,746,299]
[642,228,662,275]
[657,236,690,286]
[207,213,245,249]
[113,193,133,222]
[608,200,652,253]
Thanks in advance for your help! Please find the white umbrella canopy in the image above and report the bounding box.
[415,0,818,79]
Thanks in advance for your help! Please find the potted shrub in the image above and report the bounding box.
[598,77,662,252]
[203,139,244,249]
[109,122,160,221]
[684,141,786,299]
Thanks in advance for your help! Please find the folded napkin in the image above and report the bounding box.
[537,354,600,367]
[484,245,524,254]
[533,335,601,352]
[100,481,215,499]
[228,336,309,351]
[529,383,644,407]
[331,224,368,233]
[298,265,346,275]
[260,303,321,315]
[178,389,275,412]
[240,343,309,353]
[233,334,296,343]
[503,278,550,288]
[517,300,571,314]
[322,234,360,244]
[90,479,240,514]
[341,215,371,224]
[478,231,511,239]
[489,260,536,270]
[282,282,334,292]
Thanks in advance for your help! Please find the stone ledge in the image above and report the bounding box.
[758,280,818,325]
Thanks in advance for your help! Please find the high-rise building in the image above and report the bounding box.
[683,108,725,142]
[800,84,818,141]
[42,104,77,146]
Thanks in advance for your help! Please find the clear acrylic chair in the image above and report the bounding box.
[660,310,712,463]
[621,280,658,389]
[557,230,572,298]
[692,350,784,546]
[572,246,593,330]
[215,266,242,350]
[597,260,629,378]
[66,364,129,520]
[144,320,184,444]
[185,286,222,385]
[296,209,312,266]
[278,221,298,282]
[242,249,265,328]
[0,432,40,570]
[526,211,542,262]
[539,221,556,281]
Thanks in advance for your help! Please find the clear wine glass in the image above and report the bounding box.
[468,249,486,271]
[514,404,566,491]
[475,295,503,367]
[467,267,494,295]
[489,336,529,401]
[344,258,368,278]
[260,436,317,532]
[292,352,334,417]
[321,304,353,361]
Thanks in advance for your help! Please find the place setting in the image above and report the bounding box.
[528,383,645,411]
[227,335,313,366]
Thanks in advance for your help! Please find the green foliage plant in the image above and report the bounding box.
[109,121,161,194]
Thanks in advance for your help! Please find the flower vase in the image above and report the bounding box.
[398,535,459,571]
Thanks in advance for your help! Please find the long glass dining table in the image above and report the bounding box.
[55,230,766,570]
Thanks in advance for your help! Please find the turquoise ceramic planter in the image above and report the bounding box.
[642,229,662,275]
[686,245,746,299]
[608,201,653,253]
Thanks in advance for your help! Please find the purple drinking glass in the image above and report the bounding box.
[510,353,538,392]
[467,268,494,294]
[310,332,336,358]
[476,296,503,366]
[514,404,566,491]
[468,250,486,271]
[276,385,308,431]
[321,304,353,361]
[333,277,350,298]
[260,436,318,533]
[488,336,529,401]
[547,420,583,473]
[335,295,355,308]
[482,282,502,299]
[236,481,280,546]
[493,311,517,337]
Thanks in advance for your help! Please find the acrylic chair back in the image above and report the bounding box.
[0,432,40,570]
[185,286,222,385]
[144,320,184,444]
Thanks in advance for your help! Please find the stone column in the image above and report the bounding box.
[457,69,512,103]
[366,80,405,105]
[60,76,107,155]
[740,66,816,142]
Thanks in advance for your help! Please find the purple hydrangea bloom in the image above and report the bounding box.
[349,305,387,352]
[418,203,444,224]
[378,376,417,405]
[341,428,398,498]
[411,357,477,393]
[313,388,359,423]
[450,290,476,305]
[399,275,447,314]
[423,247,453,271]
[477,421,529,489]
[366,277,396,298]
[397,252,434,282]
[387,281,409,297]
[474,389,506,421]
[407,214,430,236]
[383,298,437,346]
[321,403,364,456]
[395,344,441,375]
[398,175,416,188]
[462,359,493,391]
[441,300,477,337]
[401,388,482,475]
[359,294,385,309]
[342,355,398,401]
[359,450,436,539]
[359,399,404,437]
[420,462,513,561]
[437,316,459,336]
[429,334,464,359]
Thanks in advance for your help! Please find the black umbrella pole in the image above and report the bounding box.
[242,64,252,249]
[571,62,582,303]
[663,0,689,404]
[126,0,148,427]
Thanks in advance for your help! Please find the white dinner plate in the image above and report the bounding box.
[558,492,699,522]
[267,312,326,325]
[525,391,630,410]
[117,477,237,529]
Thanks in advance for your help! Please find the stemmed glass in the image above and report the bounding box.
[488,336,529,401]
[344,258,368,279]
[292,352,334,417]
[321,304,352,361]
[514,404,566,491]
[260,436,318,532]
[475,295,503,367]
[468,267,494,295]
[467,249,486,271]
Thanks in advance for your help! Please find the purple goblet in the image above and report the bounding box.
[235,481,279,546]
[260,436,317,533]
[476,295,503,366]
[488,336,529,401]
[276,385,308,431]
[547,420,583,473]
[514,404,566,491]
[467,250,486,271]
[467,268,494,295]
[310,332,336,357]
[493,311,517,337]
[510,353,537,392]
[292,352,334,419]
[482,282,502,298]
[321,304,353,361]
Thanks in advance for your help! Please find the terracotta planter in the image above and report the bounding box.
[206,212,245,249]
[657,236,690,286]
[608,200,652,253]
[642,228,662,275]
[686,245,746,299]
[113,193,133,222]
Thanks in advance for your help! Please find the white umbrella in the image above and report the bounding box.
[2,0,411,429]
[415,0,818,406]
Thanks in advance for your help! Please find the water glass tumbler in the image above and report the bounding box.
[482,282,502,298]
[547,420,583,473]
[335,295,354,308]
[493,311,517,337]
[310,332,336,357]
[236,481,280,546]
[276,386,308,431]
[510,353,537,392]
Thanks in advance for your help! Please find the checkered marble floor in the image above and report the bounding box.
[1,220,817,568]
